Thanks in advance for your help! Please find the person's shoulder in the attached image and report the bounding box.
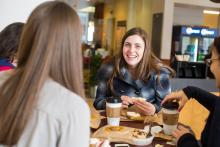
[150,66,172,81]
[97,58,115,80]
[159,66,171,75]
[100,57,114,70]
[37,79,90,118]
[100,62,114,73]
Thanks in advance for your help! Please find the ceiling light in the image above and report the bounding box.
[203,10,220,15]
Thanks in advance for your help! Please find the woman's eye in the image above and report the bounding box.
[136,45,141,49]
[124,43,130,47]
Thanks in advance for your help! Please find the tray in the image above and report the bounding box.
[92,125,154,146]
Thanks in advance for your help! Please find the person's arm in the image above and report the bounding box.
[183,88,220,147]
[93,63,114,110]
[177,133,200,147]
[94,82,109,110]
[183,86,219,111]
[208,100,220,147]
[154,68,171,112]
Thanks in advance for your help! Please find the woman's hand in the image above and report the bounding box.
[172,125,191,142]
[161,90,189,111]
[133,99,156,115]
[121,95,134,108]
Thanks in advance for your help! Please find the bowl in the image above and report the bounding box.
[151,126,163,135]
[132,135,154,146]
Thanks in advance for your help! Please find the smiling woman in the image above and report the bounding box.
[123,34,145,70]
[93,27,175,115]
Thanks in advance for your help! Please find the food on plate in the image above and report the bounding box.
[154,132,174,141]
[134,97,146,102]
[127,111,141,117]
[86,99,101,129]
[144,113,163,125]
[92,126,154,146]
[104,126,125,132]
[128,97,146,114]
[132,129,148,139]
[144,114,157,123]
[155,144,164,147]
[126,111,145,121]
[131,97,145,100]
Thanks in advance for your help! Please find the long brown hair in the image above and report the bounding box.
[108,27,175,93]
[0,1,84,145]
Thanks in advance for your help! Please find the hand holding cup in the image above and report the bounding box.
[162,90,189,111]
[162,100,179,135]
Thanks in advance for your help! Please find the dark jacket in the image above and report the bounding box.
[93,62,172,112]
[178,86,220,147]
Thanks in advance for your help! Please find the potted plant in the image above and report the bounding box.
[89,53,102,98]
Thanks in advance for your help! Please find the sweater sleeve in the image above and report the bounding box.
[93,63,114,110]
[177,133,200,147]
[183,86,219,111]
[154,68,172,112]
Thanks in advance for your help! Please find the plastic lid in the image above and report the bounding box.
[106,97,122,103]
[162,101,179,110]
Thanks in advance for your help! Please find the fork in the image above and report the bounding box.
[147,122,153,137]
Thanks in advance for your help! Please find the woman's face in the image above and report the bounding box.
[210,47,220,88]
[123,35,145,69]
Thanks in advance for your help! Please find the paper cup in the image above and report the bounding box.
[106,97,122,126]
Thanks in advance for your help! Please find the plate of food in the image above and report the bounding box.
[120,107,163,125]
[120,104,146,122]
[120,97,163,124]
[92,125,154,146]
[154,132,174,141]
[131,128,154,145]
[121,110,145,121]
[144,125,174,141]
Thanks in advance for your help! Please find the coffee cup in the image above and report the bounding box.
[162,101,179,135]
[106,97,122,126]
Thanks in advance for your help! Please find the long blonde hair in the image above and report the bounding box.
[0,1,84,145]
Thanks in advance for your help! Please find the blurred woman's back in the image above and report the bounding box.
[0,1,90,147]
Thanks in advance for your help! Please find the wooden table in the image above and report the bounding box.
[91,111,175,147]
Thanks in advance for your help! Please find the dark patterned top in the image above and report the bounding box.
[178,86,220,147]
[93,62,172,112]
